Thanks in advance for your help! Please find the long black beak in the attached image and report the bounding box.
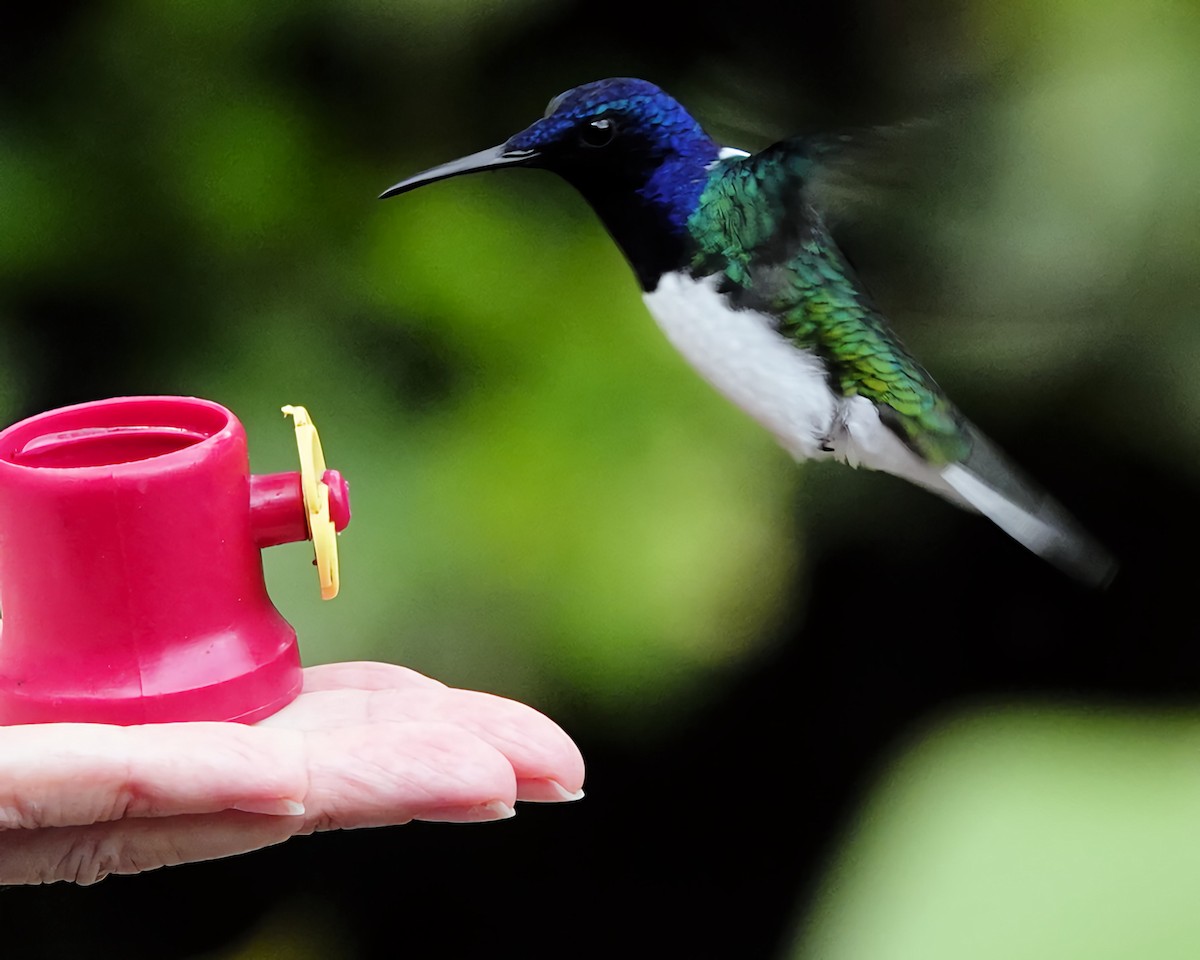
[379,145,540,199]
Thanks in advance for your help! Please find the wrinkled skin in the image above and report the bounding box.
[0,662,585,885]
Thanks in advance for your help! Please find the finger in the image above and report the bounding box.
[299,722,520,831]
[269,688,585,803]
[0,720,527,885]
[386,690,586,802]
[0,724,308,830]
[0,811,298,885]
[297,661,446,694]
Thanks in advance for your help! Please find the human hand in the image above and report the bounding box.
[0,662,585,885]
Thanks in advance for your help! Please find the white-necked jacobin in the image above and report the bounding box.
[381,77,1115,586]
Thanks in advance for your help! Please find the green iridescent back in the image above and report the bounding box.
[686,141,970,465]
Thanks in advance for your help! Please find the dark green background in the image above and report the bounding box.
[3,1,1200,957]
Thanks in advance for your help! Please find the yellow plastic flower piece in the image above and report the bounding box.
[281,404,339,600]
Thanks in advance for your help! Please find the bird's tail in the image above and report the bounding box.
[937,429,1117,588]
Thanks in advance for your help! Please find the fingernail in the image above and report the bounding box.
[518,778,586,803]
[231,798,306,817]
[418,800,517,823]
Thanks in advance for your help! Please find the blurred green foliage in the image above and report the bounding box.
[794,705,1200,960]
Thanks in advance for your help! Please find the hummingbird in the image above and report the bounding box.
[380,77,1115,586]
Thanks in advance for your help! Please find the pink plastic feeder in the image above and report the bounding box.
[0,396,350,725]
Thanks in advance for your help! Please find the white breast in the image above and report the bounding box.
[643,271,838,461]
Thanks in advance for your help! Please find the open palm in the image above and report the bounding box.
[0,662,585,884]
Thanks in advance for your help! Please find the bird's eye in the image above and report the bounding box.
[579,118,616,148]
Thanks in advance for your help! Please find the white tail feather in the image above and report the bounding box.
[939,459,1116,587]
[942,464,1068,559]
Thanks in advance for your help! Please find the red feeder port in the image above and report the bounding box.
[0,396,350,725]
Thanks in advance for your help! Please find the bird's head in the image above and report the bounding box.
[381,78,717,199]
[381,78,725,287]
